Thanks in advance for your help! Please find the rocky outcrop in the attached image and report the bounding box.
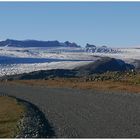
[75,57,135,75]
[64,41,81,48]
[85,43,119,53]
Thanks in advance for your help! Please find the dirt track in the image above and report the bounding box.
[0,82,140,138]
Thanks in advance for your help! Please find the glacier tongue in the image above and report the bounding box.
[0,46,139,77]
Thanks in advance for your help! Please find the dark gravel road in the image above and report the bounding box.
[0,83,140,138]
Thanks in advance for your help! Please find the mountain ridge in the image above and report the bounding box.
[0,39,81,48]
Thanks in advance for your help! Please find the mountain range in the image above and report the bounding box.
[0,39,81,48]
[0,39,121,53]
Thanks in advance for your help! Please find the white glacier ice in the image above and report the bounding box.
[0,46,139,77]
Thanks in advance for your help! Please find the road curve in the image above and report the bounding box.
[0,83,140,138]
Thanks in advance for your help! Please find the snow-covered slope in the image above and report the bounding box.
[85,43,140,61]
[93,48,140,60]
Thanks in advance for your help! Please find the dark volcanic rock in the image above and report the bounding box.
[64,41,81,48]
[3,69,77,80]
[19,69,77,80]
[75,57,135,75]
[85,43,96,53]
[131,60,140,70]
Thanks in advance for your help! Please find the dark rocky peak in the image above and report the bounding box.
[64,41,81,48]
[85,43,96,48]
[75,57,135,75]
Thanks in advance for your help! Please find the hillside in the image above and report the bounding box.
[75,57,134,75]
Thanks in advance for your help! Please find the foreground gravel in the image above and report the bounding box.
[16,98,55,138]
[0,83,140,138]
[0,94,54,138]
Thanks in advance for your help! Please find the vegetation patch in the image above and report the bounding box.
[10,71,140,93]
[0,96,25,138]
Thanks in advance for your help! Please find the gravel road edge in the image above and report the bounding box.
[0,94,55,138]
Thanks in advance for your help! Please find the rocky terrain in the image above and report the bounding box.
[75,57,134,75]
[16,98,54,138]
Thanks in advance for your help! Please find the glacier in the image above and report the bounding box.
[0,46,139,77]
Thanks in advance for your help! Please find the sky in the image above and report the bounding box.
[0,2,140,48]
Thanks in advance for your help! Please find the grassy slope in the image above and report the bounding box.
[10,71,140,93]
[0,96,25,138]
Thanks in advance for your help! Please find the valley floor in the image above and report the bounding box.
[0,82,140,138]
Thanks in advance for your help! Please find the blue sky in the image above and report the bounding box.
[0,2,140,47]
